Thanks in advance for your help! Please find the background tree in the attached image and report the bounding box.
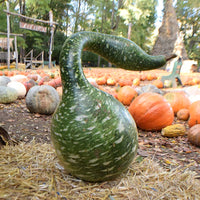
[151,0,188,62]
[118,0,157,51]
[4,0,191,66]
[176,0,200,64]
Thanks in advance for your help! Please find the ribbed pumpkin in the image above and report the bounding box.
[188,100,200,127]
[117,86,137,106]
[164,92,191,114]
[128,92,174,131]
[26,85,60,115]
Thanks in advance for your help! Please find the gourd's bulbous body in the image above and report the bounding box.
[51,86,138,182]
[51,32,175,182]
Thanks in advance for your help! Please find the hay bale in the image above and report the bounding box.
[0,141,199,199]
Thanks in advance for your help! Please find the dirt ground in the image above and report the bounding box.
[1,97,200,178]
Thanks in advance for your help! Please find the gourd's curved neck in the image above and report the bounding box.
[59,32,170,91]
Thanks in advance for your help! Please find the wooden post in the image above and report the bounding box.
[14,36,18,69]
[6,1,10,69]
[49,10,54,69]
[42,51,44,68]
[30,49,33,69]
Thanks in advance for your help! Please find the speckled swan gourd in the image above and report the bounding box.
[51,31,175,182]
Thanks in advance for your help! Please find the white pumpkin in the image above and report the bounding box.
[10,75,28,83]
[7,81,27,99]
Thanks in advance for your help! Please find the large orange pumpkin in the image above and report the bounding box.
[164,92,191,114]
[117,86,137,106]
[128,92,174,131]
[188,100,200,127]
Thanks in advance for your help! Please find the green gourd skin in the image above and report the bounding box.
[51,32,172,182]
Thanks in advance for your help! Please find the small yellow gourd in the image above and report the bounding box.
[161,124,186,137]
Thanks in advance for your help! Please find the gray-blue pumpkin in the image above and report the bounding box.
[26,85,59,115]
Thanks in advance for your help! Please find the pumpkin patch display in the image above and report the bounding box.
[26,85,60,115]
[164,92,191,114]
[51,31,175,182]
[188,124,200,147]
[117,86,138,106]
[188,100,200,127]
[129,92,174,131]
[0,86,18,103]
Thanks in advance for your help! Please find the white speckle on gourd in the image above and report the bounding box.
[117,122,125,132]
[101,166,114,172]
[54,132,63,137]
[102,116,111,123]
[103,161,112,166]
[114,135,124,144]
[68,154,80,159]
[87,126,96,130]
[75,115,88,122]
[88,158,99,164]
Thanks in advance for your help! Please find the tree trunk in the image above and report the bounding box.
[151,0,188,61]
[127,23,132,39]
[73,0,81,33]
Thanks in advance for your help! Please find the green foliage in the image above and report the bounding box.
[118,0,157,52]
[52,31,67,63]
[0,5,7,32]
[176,0,200,64]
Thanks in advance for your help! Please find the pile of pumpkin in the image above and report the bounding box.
[115,85,200,148]
[0,69,62,115]
[0,69,200,148]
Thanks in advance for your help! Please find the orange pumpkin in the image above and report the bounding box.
[177,108,190,121]
[188,100,200,127]
[164,92,191,115]
[132,78,140,86]
[96,76,107,85]
[152,79,164,89]
[54,77,62,87]
[106,78,116,86]
[146,73,154,81]
[118,79,132,87]
[128,92,174,131]
[188,124,200,147]
[117,86,137,106]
